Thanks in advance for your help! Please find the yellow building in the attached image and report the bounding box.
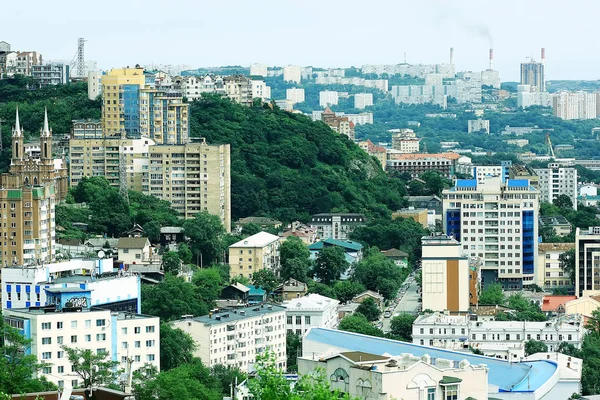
[228,232,280,280]
[101,68,146,138]
[392,208,428,228]
[69,137,231,229]
[536,243,574,290]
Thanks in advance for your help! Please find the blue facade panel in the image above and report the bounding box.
[16,285,21,293]
[123,84,140,138]
[6,301,11,308]
[522,210,535,275]
[25,285,30,293]
[446,209,461,241]
[6,285,11,292]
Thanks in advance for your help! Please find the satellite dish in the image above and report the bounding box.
[98,250,105,259]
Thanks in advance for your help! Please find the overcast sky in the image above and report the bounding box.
[3,0,599,81]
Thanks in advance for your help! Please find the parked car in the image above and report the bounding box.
[384,310,392,318]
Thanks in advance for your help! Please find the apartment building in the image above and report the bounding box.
[172,304,287,370]
[101,68,147,137]
[442,177,539,290]
[283,65,302,83]
[224,75,253,106]
[575,226,600,297]
[412,312,584,360]
[520,57,545,92]
[354,93,373,109]
[539,215,572,237]
[283,293,339,334]
[534,163,578,210]
[2,258,140,312]
[228,232,280,280]
[320,107,355,139]
[71,119,102,139]
[386,153,462,178]
[11,51,43,75]
[298,350,488,400]
[319,91,338,107]
[180,75,225,100]
[467,119,490,134]
[139,88,190,144]
[310,213,366,241]
[286,88,305,104]
[553,91,597,120]
[4,304,159,388]
[251,79,271,100]
[2,109,69,201]
[31,63,69,86]
[391,129,420,153]
[421,235,470,312]
[87,70,103,100]
[250,63,268,77]
[69,136,231,226]
[315,76,388,92]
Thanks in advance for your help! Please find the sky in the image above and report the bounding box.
[3,0,600,81]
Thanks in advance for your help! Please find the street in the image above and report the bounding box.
[382,277,420,332]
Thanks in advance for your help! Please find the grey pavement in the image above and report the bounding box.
[382,278,420,332]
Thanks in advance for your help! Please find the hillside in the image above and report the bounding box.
[189,95,406,221]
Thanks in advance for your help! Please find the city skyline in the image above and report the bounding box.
[2,0,599,81]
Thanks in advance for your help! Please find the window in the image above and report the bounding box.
[122,342,128,349]
[146,340,155,347]
[147,354,155,362]
[58,366,64,373]
[287,316,292,324]
[85,320,91,328]
[427,388,435,400]
[96,319,106,327]
[42,352,51,360]
[43,367,52,374]
[57,336,63,345]
[134,327,141,334]
[305,316,311,325]
[42,337,51,345]
[135,341,141,348]
[96,333,106,342]
[97,348,106,355]
[443,384,459,400]
[146,326,155,333]
[71,335,78,343]
[57,351,64,359]
[135,355,141,362]
[56,322,63,329]
[41,322,51,330]
[121,328,128,335]
[296,316,301,325]
[71,320,78,329]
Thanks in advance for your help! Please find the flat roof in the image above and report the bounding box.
[174,304,286,326]
[305,328,557,393]
[230,232,280,248]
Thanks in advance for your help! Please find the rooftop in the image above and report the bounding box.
[339,351,389,363]
[230,232,280,248]
[308,238,363,252]
[117,237,150,249]
[160,226,184,234]
[381,248,409,258]
[237,216,283,226]
[394,152,461,160]
[539,215,571,226]
[538,242,575,252]
[304,328,558,393]
[407,195,442,202]
[175,303,286,326]
[541,295,577,312]
[283,294,339,311]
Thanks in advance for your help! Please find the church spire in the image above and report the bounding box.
[12,106,22,137]
[41,107,51,137]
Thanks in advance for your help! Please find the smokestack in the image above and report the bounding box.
[450,47,454,66]
[489,48,494,70]
[541,48,546,64]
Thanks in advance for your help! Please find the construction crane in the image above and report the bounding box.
[546,132,556,159]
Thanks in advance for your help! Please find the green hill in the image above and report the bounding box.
[189,95,406,222]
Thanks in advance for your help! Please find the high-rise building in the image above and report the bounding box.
[319,91,338,107]
[87,70,103,100]
[283,65,302,83]
[250,63,268,77]
[520,49,545,92]
[575,227,600,297]
[31,63,69,86]
[534,163,578,210]
[71,119,102,139]
[69,136,231,227]
[139,89,189,144]
[286,88,305,105]
[354,93,373,109]
[101,68,147,137]
[1,108,68,201]
[552,91,597,120]
[442,177,539,290]
[251,79,271,100]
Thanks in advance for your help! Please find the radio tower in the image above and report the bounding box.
[70,38,87,79]
[119,150,130,206]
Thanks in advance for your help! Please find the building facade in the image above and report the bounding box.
[87,70,103,100]
[386,153,461,178]
[534,163,578,209]
[283,293,339,334]
[101,68,147,137]
[354,93,373,109]
[467,119,490,134]
[310,213,366,241]
[250,63,268,77]
[520,57,545,92]
[286,88,305,104]
[228,232,281,280]
[575,226,600,297]
[421,235,470,312]
[443,177,539,289]
[31,63,69,86]
[319,91,338,107]
[3,306,159,388]
[283,65,302,83]
[552,91,597,120]
[320,107,355,139]
[71,119,102,139]
[139,89,190,144]
[224,75,253,106]
[172,305,287,370]
[391,129,420,153]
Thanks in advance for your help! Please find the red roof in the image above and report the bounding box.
[541,295,577,312]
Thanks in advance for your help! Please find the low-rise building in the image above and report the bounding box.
[4,304,159,388]
[2,258,140,313]
[541,295,577,316]
[380,248,409,268]
[565,294,600,318]
[386,153,462,178]
[228,232,281,280]
[539,215,572,236]
[412,312,585,360]
[320,107,355,139]
[406,195,442,214]
[310,213,366,241]
[357,139,386,169]
[237,217,283,231]
[392,208,428,228]
[31,63,69,86]
[117,237,152,266]
[391,129,420,154]
[319,90,339,107]
[537,242,575,290]
[172,304,287,370]
[274,278,308,301]
[159,226,185,251]
[298,350,488,400]
[283,293,339,334]
[280,223,317,245]
[352,290,384,308]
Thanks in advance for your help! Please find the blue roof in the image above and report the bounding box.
[456,179,477,188]
[308,238,363,252]
[305,328,557,393]
[507,179,530,187]
[248,286,266,296]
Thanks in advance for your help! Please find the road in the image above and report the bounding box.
[382,278,420,332]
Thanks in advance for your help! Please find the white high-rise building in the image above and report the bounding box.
[553,91,597,120]
[534,163,578,210]
[283,294,340,334]
[4,306,160,388]
[354,93,373,109]
[251,79,271,100]
[87,70,102,100]
[286,88,305,104]
[283,65,302,84]
[442,177,539,290]
[250,63,268,77]
[319,91,338,107]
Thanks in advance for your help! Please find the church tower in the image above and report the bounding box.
[11,107,23,162]
[40,107,52,161]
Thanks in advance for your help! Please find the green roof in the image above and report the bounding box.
[439,376,462,385]
[308,238,363,252]
[32,187,45,199]
[7,189,22,199]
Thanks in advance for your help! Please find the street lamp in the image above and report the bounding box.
[79,356,99,399]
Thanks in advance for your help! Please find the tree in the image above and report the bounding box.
[286,332,302,372]
[143,220,161,244]
[524,340,548,356]
[183,212,226,266]
[193,268,226,306]
[307,280,337,298]
[356,298,381,322]
[280,258,310,283]
[333,280,365,303]
[62,346,121,388]
[559,248,576,284]
[352,249,407,300]
[478,283,505,305]
[390,313,416,341]
[313,247,348,284]
[585,309,600,335]
[177,243,193,265]
[338,314,384,337]
[556,342,580,358]
[555,194,574,210]
[280,236,310,265]
[252,269,280,295]
[159,323,196,371]
[241,223,262,237]
[162,251,181,275]
[142,275,209,321]
[210,365,246,396]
